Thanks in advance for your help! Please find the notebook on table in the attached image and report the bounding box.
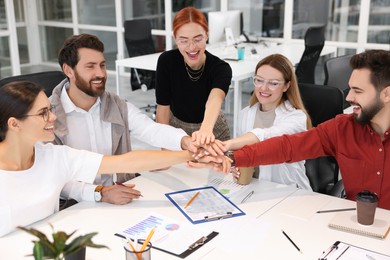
[328,210,390,239]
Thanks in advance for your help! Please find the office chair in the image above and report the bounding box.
[0,70,66,97]
[295,25,326,84]
[324,54,354,109]
[124,19,157,116]
[124,19,156,92]
[298,83,344,196]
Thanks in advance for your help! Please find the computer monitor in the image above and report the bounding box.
[208,10,242,45]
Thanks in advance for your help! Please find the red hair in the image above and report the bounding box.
[173,7,208,37]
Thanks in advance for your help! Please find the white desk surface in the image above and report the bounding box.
[115,42,337,137]
[3,165,387,260]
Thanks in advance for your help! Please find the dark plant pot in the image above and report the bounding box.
[65,247,86,260]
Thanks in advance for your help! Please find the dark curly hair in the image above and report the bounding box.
[350,50,390,92]
[58,34,104,70]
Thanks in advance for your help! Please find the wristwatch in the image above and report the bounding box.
[94,185,104,202]
[224,151,236,167]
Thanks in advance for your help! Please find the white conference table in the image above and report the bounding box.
[115,42,337,137]
[2,164,389,260]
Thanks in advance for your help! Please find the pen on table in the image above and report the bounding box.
[115,182,143,197]
[336,246,349,260]
[316,207,356,213]
[184,191,200,208]
[241,190,254,203]
[282,230,302,253]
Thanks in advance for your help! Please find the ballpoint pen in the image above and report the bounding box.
[336,246,349,260]
[320,241,339,259]
[317,208,356,213]
[241,190,254,203]
[184,191,200,208]
[282,230,302,253]
[115,182,143,197]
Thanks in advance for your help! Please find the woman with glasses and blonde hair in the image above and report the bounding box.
[155,7,232,146]
[223,54,313,190]
[0,81,221,237]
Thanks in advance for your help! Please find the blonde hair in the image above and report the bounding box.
[249,54,312,128]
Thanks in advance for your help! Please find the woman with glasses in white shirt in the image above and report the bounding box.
[155,7,232,146]
[224,54,313,190]
[0,81,220,237]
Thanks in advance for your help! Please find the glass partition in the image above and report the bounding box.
[39,0,72,22]
[229,0,284,38]
[293,0,329,39]
[122,0,165,30]
[78,0,116,26]
[368,0,390,44]
[39,26,72,64]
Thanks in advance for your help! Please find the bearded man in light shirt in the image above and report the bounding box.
[50,34,194,205]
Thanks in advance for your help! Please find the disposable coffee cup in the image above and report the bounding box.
[237,167,254,185]
[356,190,378,225]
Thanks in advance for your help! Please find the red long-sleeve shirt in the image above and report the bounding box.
[234,114,390,210]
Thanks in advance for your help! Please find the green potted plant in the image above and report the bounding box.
[18,224,108,260]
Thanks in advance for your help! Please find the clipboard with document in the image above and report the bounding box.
[318,241,390,260]
[165,186,245,224]
[115,212,218,258]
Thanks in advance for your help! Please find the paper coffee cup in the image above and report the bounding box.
[356,190,378,225]
[237,167,254,185]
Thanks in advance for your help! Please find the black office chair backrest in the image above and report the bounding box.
[124,19,156,91]
[295,25,326,84]
[298,83,344,194]
[299,83,344,127]
[0,71,66,97]
[324,54,354,109]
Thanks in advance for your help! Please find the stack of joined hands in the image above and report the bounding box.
[186,138,234,174]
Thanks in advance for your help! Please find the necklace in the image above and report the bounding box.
[184,61,205,81]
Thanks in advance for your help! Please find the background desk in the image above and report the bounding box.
[115,43,337,137]
[2,165,387,259]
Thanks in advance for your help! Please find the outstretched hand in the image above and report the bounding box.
[187,153,233,174]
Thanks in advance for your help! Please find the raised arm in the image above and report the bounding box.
[192,88,225,145]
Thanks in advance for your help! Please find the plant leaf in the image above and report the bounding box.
[51,231,70,254]
[64,232,109,255]
[33,241,44,260]
[17,226,58,258]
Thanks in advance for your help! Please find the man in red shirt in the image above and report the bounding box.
[193,50,390,210]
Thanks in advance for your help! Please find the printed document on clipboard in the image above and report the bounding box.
[115,212,218,258]
[165,186,245,224]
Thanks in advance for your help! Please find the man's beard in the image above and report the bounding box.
[352,98,383,125]
[74,71,106,97]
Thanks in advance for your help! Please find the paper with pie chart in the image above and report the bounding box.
[115,212,217,257]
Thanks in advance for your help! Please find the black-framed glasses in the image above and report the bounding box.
[176,35,206,48]
[20,105,55,122]
[252,76,285,91]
